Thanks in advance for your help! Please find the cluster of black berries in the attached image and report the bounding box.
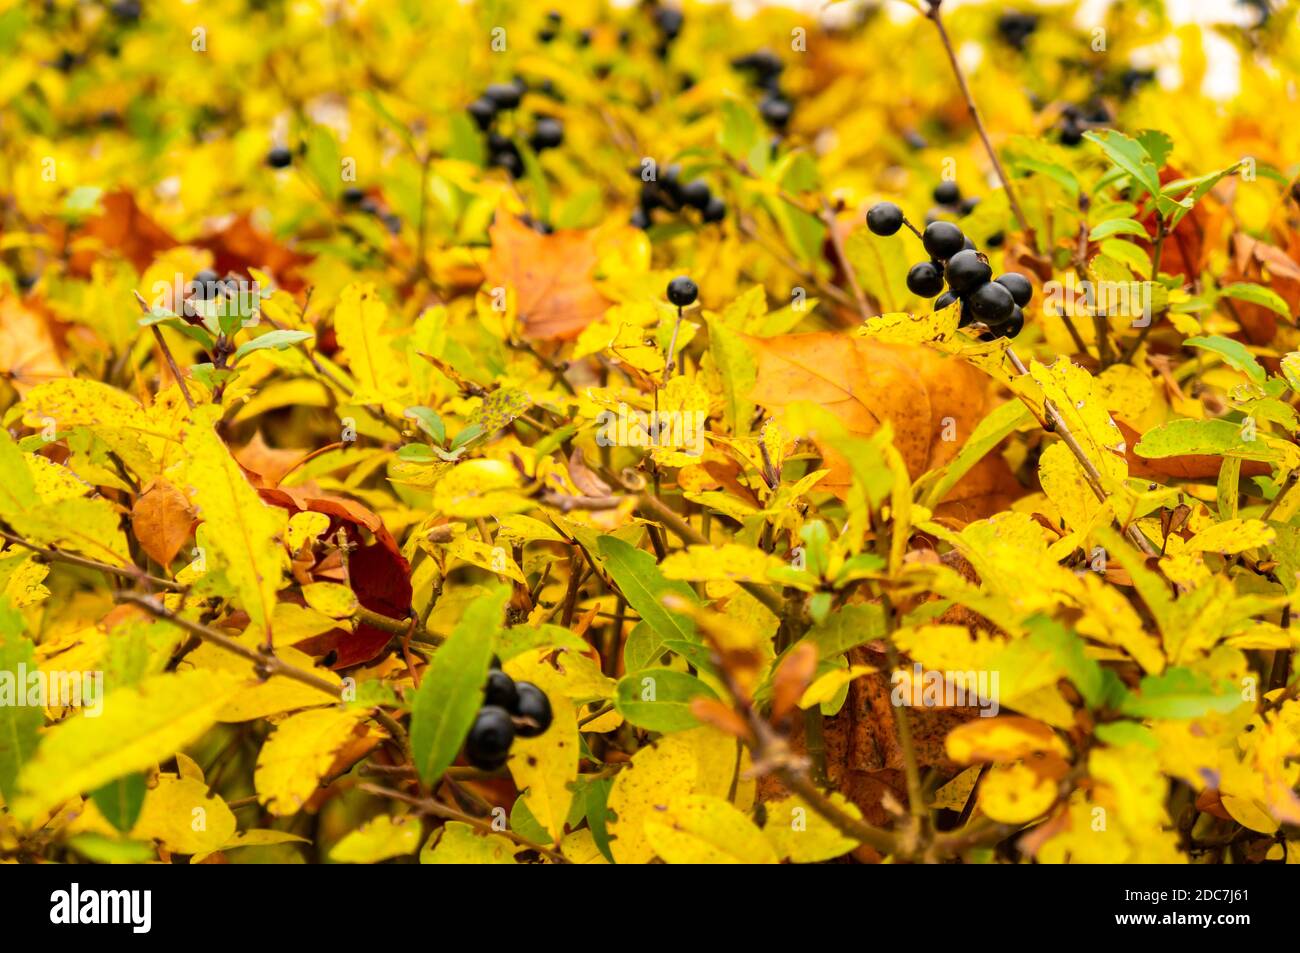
[867,202,1032,340]
[996,11,1039,50]
[341,187,401,235]
[631,163,725,230]
[649,2,685,59]
[928,180,980,222]
[466,661,554,771]
[467,81,564,178]
[1058,102,1111,146]
[537,10,562,44]
[731,49,792,132]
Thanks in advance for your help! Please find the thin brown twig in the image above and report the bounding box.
[925,4,1033,242]
[133,291,196,409]
[115,591,343,697]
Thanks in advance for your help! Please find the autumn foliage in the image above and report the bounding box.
[2,0,1300,866]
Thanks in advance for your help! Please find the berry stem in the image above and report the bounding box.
[925,5,1034,244]
[133,290,196,409]
[819,197,872,319]
[900,216,924,241]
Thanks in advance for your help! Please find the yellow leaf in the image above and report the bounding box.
[660,544,786,584]
[131,776,236,855]
[254,707,370,816]
[503,654,578,843]
[445,535,527,583]
[330,815,421,863]
[931,766,982,812]
[605,735,698,864]
[181,638,340,722]
[978,761,1058,823]
[946,717,1068,764]
[422,821,520,864]
[799,664,877,709]
[181,406,287,634]
[13,669,244,821]
[333,283,409,406]
[302,581,360,619]
[1184,518,1275,555]
[644,793,777,864]
[762,792,861,862]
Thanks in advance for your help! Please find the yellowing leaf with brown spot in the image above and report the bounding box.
[504,654,578,844]
[13,669,244,821]
[422,821,520,864]
[131,775,236,855]
[330,815,421,863]
[978,761,1058,823]
[605,735,697,864]
[1184,518,1275,555]
[946,716,1067,764]
[182,406,287,635]
[644,793,777,864]
[763,791,862,862]
[254,707,370,816]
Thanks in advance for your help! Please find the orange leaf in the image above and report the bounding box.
[483,214,610,340]
[131,479,196,566]
[771,642,818,723]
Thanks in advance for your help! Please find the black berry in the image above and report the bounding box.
[529,117,564,151]
[944,249,993,295]
[933,181,961,206]
[484,669,519,710]
[266,147,292,169]
[631,206,651,229]
[702,196,727,223]
[866,202,904,236]
[907,261,946,298]
[191,269,220,300]
[484,82,523,110]
[467,97,498,130]
[959,196,980,215]
[1000,305,1025,338]
[512,682,553,737]
[759,95,792,130]
[1060,120,1083,146]
[934,290,959,311]
[466,706,515,770]
[968,280,1016,324]
[922,221,966,260]
[655,7,684,40]
[667,275,698,308]
[680,180,711,211]
[995,272,1033,307]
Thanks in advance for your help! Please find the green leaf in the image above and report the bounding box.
[1088,218,1150,241]
[404,406,446,445]
[799,603,886,659]
[1220,282,1290,318]
[1119,669,1244,719]
[1135,418,1285,463]
[0,603,41,802]
[91,771,147,832]
[705,315,757,437]
[615,669,719,732]
[926,400,1032,505]
[845,226,910,313]
[597,536,700,644]
[409,585,507,786]
[1185,335,1267,384]
[232,329,313,362]
[720,99,761,167]
[1084,130,1162,202]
